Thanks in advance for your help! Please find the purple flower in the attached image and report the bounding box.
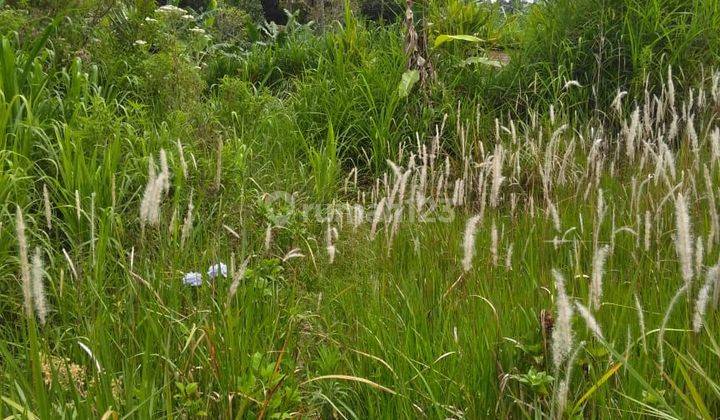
[183,272,202,287]
[207,262,228,279]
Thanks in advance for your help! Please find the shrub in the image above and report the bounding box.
[212,6,252,43]
[225,0,265,22]
[0,7,29,35]
[138,49,206,116]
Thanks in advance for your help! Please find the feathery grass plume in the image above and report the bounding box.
[710,128,720,167]
[674,193,694,287]
[264,224,273,251]
[704,166,719,246]
[416,152,427,213]
[667,112,679,143]
[176,139,188,179]
[227,259,249,307]
[398,169,412,207]
[611,89,627,114]
[686,118,699,151]
[370,197,386,239]
[16,207,33,320]
[658,284,689,370]
[505,243,513,270]
[490,220,498,267]
[129,247,135,273]
[695,237,704,276]
[326,245,336,264]
[32,247,47,325]
[555,341,585,417]
[551,269,573,370]
[168,205,178,234]
[625,106,640,161]
[325,224,337,264]
[389,207,403,247]
[180,191,194,248]
[43,184,52,230]
[214,139,223,191]
[634,294,647,354]
[352,204,365,230]
[75,189,81,222]
[563,80,582,90]
[159,149,170,194]
[62,248,78,281]
[489,144,504,208]
[140,157,164,228]
[589,245,610,311]
[462,215,481,272]
[547,199,561,232]
[693,265,718,333]
[575,302,604,341]
[282,248,305,262]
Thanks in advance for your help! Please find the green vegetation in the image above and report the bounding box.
[1,0,720,418]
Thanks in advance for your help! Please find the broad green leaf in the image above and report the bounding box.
[434,34,483,48]
[398,70,420,99]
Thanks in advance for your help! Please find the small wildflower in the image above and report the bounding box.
[134,40,147,46]
[207,263,228,279]
[181,14,195,20]
[183,272,202,287]
[144,17,158,23]
[189,27,206,35]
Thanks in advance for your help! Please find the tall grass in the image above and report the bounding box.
[1,0,720,418]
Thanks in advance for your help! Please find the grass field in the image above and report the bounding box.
[1,0,720,418]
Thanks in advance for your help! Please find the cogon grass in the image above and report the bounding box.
[551,269,573,371]
[462,215,481,272]
[674,193,694,287]
[16,207,33,320]
[693,265,717,333]
[31,247,47,326]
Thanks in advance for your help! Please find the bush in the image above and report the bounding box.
[212,6,252,43]
[0,7,29,35]
[138,49,206,116]
[225,0,265,22]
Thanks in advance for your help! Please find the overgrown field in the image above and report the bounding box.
[2,0,720,418]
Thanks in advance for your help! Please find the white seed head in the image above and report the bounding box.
[551,269,574,370]
[589,245,610,311]
[462,215,482,272]
[674,193,694,286]
[32,247,48,325]
[575,301,604,341]
[16,207,33,320]
[693,266,718,332]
